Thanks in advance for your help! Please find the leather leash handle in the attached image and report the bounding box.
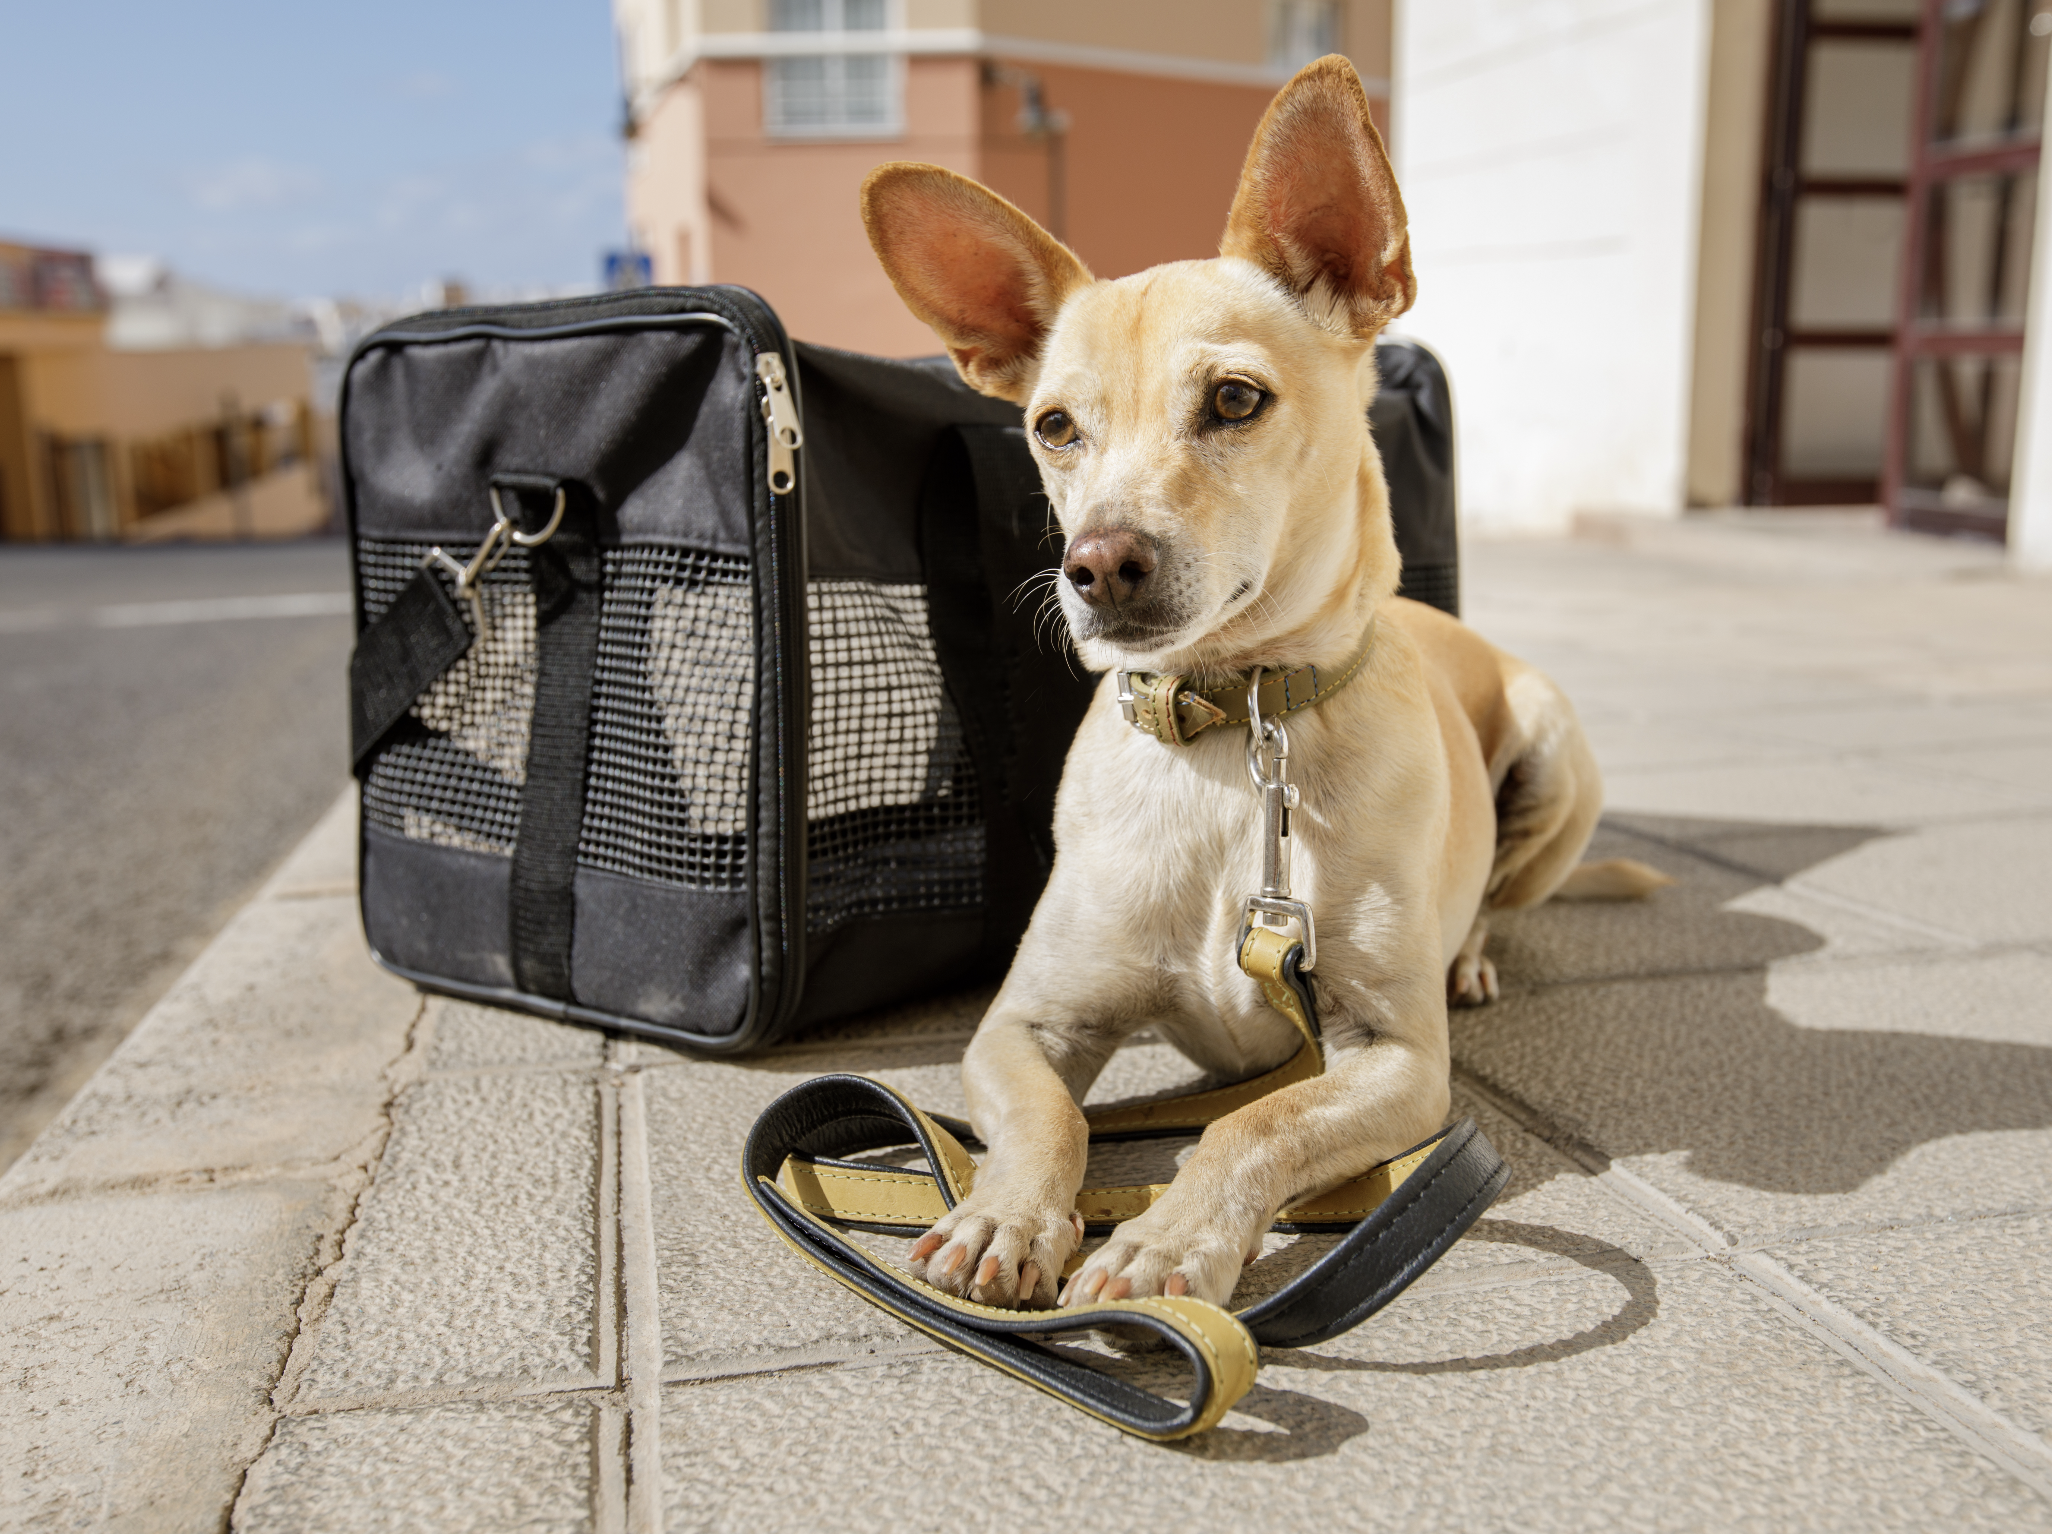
[741,1074,1510,1438]
[1236,1116,1509,1348]
[743,1075,1258,1440]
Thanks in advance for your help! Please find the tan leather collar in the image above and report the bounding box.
[1115,618,1377,746]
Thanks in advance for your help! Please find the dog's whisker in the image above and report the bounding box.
[1007,566,1063,614]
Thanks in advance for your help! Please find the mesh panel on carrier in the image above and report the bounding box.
[357,539,986,937]
[582,546,755,889]
[805,581,983,935]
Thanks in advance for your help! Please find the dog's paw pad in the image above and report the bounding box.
[905,1201,1077,1310]
[1058,1220,1243,1309]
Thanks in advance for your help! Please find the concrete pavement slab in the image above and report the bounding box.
[1600,755,2043,828]
[0,1183,331,1533]
[1450,972,2052,1240]
[261,789,360,899]
[1740,698,2052,754]
[293,1072,605,1402]
[1390,1082,1698,1292]
[1484,825,1859,987]
[657,1263,2046,1531]
[1599,812,1895,885]
[1764,949,2052,1048]
[424,998,608,1072]
[1765,1213,2052,1443]
[1888,741,2052,807]
[641,1047,965,1374]
[1785,818,2052,944]
[1720,882,1969,961]
[1503,666,1907,722]
[1575,714,1822,771]
[233,1400,605,1534]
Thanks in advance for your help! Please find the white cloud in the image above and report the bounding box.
[188,156,321,212]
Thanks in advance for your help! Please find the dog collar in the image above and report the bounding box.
[1115,618,1377,746]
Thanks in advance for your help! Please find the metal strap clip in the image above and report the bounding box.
[1239,664,1316,971]
[423,484,566,645]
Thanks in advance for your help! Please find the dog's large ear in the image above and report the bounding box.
[1220,55,1414,337]
[861,163,1092,402]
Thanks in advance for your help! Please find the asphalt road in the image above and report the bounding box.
[0,538,355,1168]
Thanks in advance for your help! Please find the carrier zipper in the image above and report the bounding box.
[755,351,804,495]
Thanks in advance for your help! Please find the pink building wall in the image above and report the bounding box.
[633,53,1389,358]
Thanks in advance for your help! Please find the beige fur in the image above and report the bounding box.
[859,56,1666,1312]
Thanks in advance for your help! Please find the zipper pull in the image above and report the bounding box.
[755,351,803,496]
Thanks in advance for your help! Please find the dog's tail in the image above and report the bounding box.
[1552,858,1675,902]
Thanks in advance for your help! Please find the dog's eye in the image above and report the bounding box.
[1212,380,1264,422]
[1034,410,1077,449]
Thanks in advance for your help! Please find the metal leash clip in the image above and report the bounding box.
[422,485,566,645]
[1240,664,1317,971]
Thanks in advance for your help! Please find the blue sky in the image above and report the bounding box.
[0,0,628,301]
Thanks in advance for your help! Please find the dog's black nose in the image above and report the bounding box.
[1063,527,1158,608]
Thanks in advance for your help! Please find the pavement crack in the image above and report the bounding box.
[220,994,429,1530]
[616,1071,664,1534]
[267,993,430,1416]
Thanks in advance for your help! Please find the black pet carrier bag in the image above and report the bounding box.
[343,285,1456,1052]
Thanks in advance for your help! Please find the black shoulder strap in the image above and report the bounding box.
[348,567,474,775]
[506,478,604,1001]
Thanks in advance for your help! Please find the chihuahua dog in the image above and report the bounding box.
[859,56,1666,1312]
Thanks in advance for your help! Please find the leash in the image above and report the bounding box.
[740,632,1508,1440]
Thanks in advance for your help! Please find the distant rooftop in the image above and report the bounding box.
[0,241,105,315]
[94,256,310,351]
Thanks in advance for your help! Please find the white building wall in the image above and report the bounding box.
[1392,0,1713,533]
[2006,66,2052,571]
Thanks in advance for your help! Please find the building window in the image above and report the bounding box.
[1269,1,1339,73]
[765,0,901,139]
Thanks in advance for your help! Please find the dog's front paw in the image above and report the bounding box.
[906,1198,1082,1310]
[1057,1211,1253,1308]
[1448,951,1499,1007]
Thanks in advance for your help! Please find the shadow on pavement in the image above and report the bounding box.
[1271,1221,1659,1378]
[1463,812,2052,1198]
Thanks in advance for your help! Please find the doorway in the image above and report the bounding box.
[1745,0,1920,507]
[1885,0,2048,539]
[1746,0,2049,538]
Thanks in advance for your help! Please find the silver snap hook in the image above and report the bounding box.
[422,519,505,644]
[489,484,565,548]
